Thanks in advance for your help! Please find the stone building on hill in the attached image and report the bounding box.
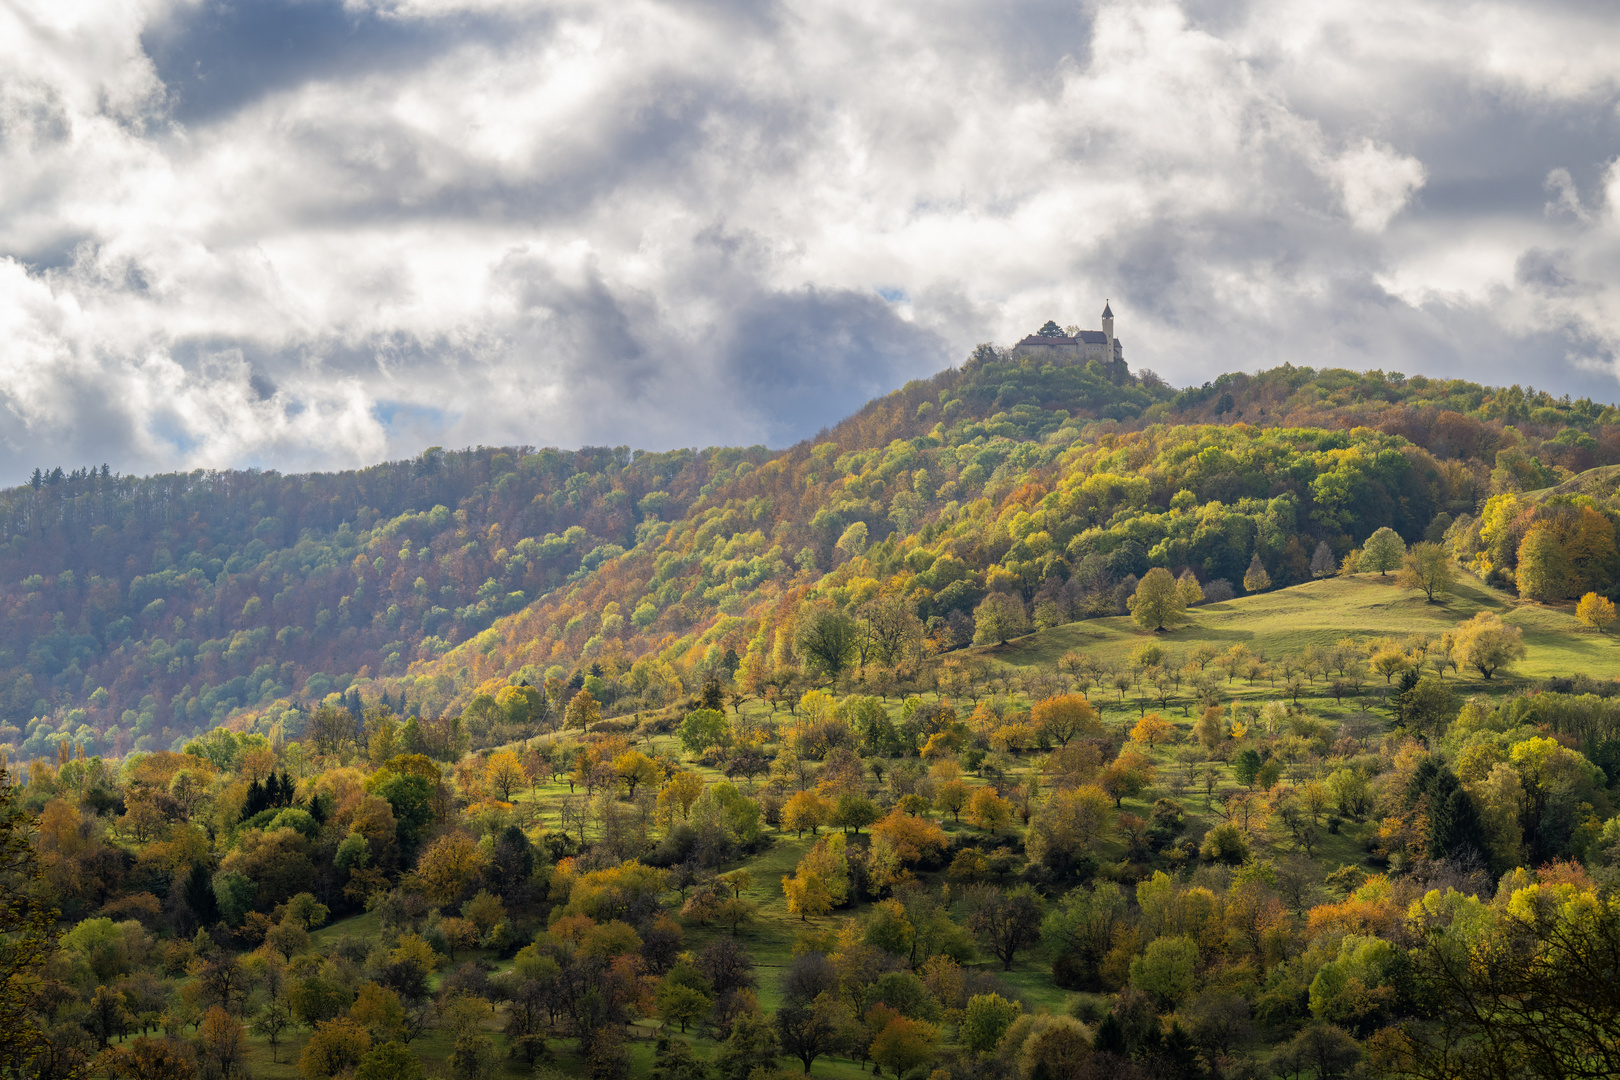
[1012,301,1124,377]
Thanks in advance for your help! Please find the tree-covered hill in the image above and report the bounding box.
[0,444,752,759]
[7,348,1620,762]
[11,350,1620,1080]
[375,355,1620,735]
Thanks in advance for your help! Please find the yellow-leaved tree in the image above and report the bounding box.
[657,770,705,823]
[1454,612,1526,679]
[1031,694,1102,747]
[484,751,527,801]
[1131,713,1175,750]
[1577,592,1617,633]
[781,832,850,921]
[1516,524,1573,602]
[413,833,488,907]
[564,688,601,730]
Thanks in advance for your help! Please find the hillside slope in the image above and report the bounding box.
[8,351,1620,762]
[366,361,1620,742]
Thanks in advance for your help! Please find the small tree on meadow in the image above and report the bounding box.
[1369,646,1411,684]
[1242,554,1271,593]
[972,593,1030,645]
[1175,569,1204,607]
[1129,568,1188,632]
[484,750,526,801]
[1193,706,1226,751]
[934,779,970,822]
[1454,612,1526,679]
[1397,542,1456,602]
[1131,714,1175,750]
[966,788,1014,834]
[1310,541,1336,579]
[1361,527,1406,575]
[1031,694,1102,746]
[1578,592,1618,633]
[564,688,601,730]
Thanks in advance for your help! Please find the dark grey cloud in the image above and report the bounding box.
[722,287,949,445]
[1,0,1619,485]
[141,0,523,123]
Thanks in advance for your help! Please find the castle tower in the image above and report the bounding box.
[1101,300,1114,363]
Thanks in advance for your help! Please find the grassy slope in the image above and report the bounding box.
[991,570,1620,683]
[239,572,1618,1078]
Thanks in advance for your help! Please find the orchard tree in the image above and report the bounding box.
[1398,542,1456,602]
[966,788,1014,834]
[659,770,706,821]
[781,791,829,837]
[775,999,844,1074]
[1454,612,1526,679]
[655,983,712,1035]
[1193,706,1226,751]
[1175,570,1204,606]
[1128,567,1188,632]
[1131,713,1175,750]
[869,1015,938,1080]
[1031,694,1102,746]
[965,885,1044,970]
[972,593,1030,645]
[933,780,971,822]
[1578,591,1618,632]
[484,750,526,801]
[678,708,730,756]
[1362,527,1406,575]
[1099,756,1150,807]
[564,688,601,730]
[1370,647,1412,684]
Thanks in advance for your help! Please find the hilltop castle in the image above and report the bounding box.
[1011,301,1124,376]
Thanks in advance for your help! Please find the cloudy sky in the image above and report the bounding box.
[3,0,1620,481]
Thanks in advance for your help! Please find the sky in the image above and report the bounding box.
[3,0,1620,482]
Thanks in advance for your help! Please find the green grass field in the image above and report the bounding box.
[991,570,1620,684]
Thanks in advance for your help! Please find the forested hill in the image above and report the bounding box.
[7,351,1620,763]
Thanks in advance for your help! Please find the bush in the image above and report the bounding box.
[1200,823,1249,865]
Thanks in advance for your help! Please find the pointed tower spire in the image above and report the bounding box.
[1101,299,1116,375]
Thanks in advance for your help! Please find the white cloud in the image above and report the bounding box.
[1327,140,1427,233]
[0,0,1618,481]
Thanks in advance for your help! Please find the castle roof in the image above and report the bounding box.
[1102,301,1113,318]
[1016,331,1108,346]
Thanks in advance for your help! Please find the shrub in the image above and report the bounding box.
[1200,823,1249,865]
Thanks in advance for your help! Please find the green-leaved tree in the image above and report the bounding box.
[1128,567,1187,632]
[1361,527,1406,575]
[1398,541,1456,602]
